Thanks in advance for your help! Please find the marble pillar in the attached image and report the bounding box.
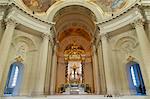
[92,45,100,94]
[133,19,150,94]
[34,33,49,95]
[101,34,115,95]
[0,21,3,42]
[0,19,17,95]
[96,41,107,94]
[50,44,57,95]
[44,39,53,95]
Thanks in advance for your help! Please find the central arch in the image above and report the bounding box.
[46,1,104,22]
[46,4,104,94]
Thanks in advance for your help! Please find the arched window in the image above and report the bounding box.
[126,61,146,95]
[4,62,24,96]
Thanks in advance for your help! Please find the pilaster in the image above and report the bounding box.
[92,44,100,94]
[96,37,107,94]
[100,33,115,95]
[44,35,54,95]
[0,19,17,95]
[133,19,150,95]
[34,33,50,95]
[50,44,57,95]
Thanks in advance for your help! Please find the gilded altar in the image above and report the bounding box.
[58,43,91,94]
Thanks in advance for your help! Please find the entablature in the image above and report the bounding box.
[6,5,52,34]
[98,6,144,33]
[0,0,9,5]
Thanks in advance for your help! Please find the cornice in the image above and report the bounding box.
[0,0,9,5]
[97,6,144,33]
[0,0,148,34]
[141,0,150,7]
[98,3,140,25]
[0,0,141,26]
[6,4,52,34]
[10,3,52,25]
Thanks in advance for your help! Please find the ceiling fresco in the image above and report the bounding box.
[22,0,56,12]
[92,0,127,12]
[22,0,127,13]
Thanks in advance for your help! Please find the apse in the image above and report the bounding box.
[52,5,97,94]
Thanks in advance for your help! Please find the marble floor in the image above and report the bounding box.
[0,95,149,99]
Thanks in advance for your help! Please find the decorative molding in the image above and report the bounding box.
[127,55,135,62]
[0,0,9,5]
[6,6,51,34]
[42,33,50,40]
[141,0,150,6]
[0,11,5,21]
[132,18,145,27]
[115,36,138,54]
[0,0,146,38]
[98,7,144,33]
[15,56,24,62]
[5,18,18,27]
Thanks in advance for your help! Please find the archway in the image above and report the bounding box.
[46,0,104,22]
[49,5,101,94]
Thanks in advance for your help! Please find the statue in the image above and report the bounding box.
[69,64,80,83]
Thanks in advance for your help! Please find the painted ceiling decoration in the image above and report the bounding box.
[22,0,127,13]
[111,0,127,10]
[22,0,56,12]
[92,0,127,12]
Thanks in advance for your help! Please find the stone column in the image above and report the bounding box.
[101,34,114,95]
[0,19,17,94]
[148,23,150,41]
[50,44,57,95]
[0,21,3,42]
[96,41,107,94]
[44,38,53,95]
[92,45,100,94]
[34,33,49,95]
[133,19,150,94]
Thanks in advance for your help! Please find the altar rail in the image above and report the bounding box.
[0,95,149,99]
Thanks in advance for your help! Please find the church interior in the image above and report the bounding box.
[0,0,150,99]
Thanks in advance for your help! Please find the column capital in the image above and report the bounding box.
[100,33,109,41]
[41,33,55,47]
[92,44,98,56]
[132,19,145,27]
[42,33,50,40]
[5,18,18,27]
[95,34,101,48]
